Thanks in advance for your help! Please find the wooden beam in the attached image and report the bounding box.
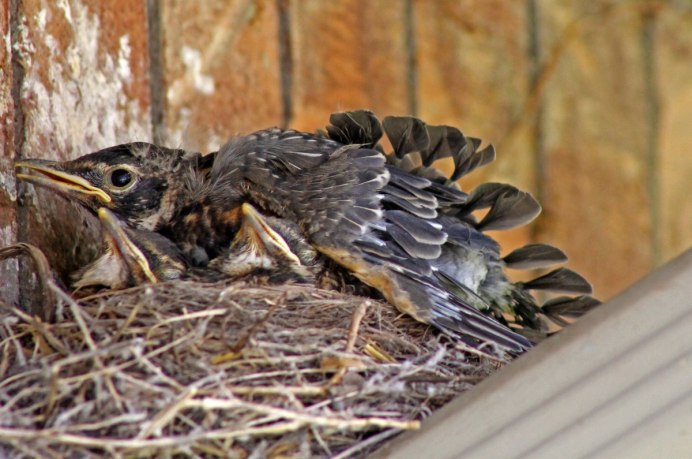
[0,0,18,304]
[159,0,283,152]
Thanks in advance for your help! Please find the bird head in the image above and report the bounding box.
[15,142,205,230]
[73,207,187,290]
[211,203,314,281]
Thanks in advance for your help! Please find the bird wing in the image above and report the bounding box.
[210,129,389,248]
[211,128,532,352]
[350,173,533,352]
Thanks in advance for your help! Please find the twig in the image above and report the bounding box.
[324,300,370,389]
[227,293,285,354]
[0,275,500,456]
[49,284,125,413]
[185,396,420,431]
[138,387,197,438]
[145,308,229,339]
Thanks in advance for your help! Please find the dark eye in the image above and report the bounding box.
[107,168,134,189]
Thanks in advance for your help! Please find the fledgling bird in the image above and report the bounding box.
[208,202,316,281]
[74,204,315,290]
[72,207,186,290]
[15,111,598,353]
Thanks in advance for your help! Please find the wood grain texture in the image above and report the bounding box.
[16,0,152,156]
[160,0,283,152]
[13,0,153,311]
[537,2,653,299]
[657,5,692,265]
[288,0,409,132]
[413,0,534,262]
[0,0,17,303]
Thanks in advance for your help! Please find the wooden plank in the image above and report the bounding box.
[374,249,692,458]
[17,0,152,155]
[160,0,283,152]
[288,0,409,132]
[413,0,535,264]
[13,0,152,312]
[657,5,692,265]
[537,2,652,299]
[0,0,18,304]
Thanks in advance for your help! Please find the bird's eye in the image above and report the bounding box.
[105,167,137,191]
[110,169,132,187]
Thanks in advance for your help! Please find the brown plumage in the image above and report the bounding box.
[15,110,599,353]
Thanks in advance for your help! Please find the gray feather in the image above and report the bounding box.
[542,295,601,326]
[386,224,442,260]
[451,143,496,181]
[383,116,430,160]
[524,268,593,294]
[476,187,542,231]
[503,244,568,270]
[326,110,383,148]
[385,210,448,245]
[382,194,438,219]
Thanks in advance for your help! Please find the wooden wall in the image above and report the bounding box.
[1,0,690,307]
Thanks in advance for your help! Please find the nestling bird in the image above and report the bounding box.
[16,110,598,353]
[72,207,186,290]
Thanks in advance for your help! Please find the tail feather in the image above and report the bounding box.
[475,187,542,231]
[523,267,593,294]
[542,295,602,326]
[503,243,568,270]
[451,143,496,182]
[324,109,383,149]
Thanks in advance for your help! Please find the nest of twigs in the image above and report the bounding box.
[0,276,505,458]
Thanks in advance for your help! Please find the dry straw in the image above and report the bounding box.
[0,271,506,458]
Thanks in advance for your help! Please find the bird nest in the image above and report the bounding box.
[0,278,505,458]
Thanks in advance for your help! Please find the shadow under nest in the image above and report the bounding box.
[0,277,504,458]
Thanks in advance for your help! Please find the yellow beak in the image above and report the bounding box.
[240,203,301,264]
[97,208,157,283]
[15,161,112,204]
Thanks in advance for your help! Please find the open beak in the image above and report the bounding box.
[239,203,301,264]
[97,208,157,283]
[15,160,112,204]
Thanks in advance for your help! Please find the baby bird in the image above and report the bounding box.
[73,208,186,290]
